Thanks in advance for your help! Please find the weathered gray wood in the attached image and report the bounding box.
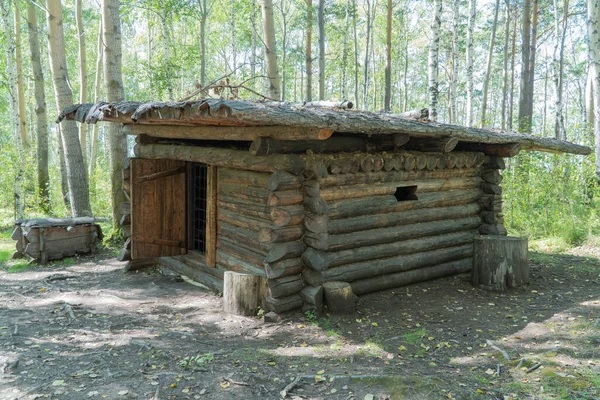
[265,294,303,313]
[258,226,304,243]
[269,205,305,227]
[268,275,304,298]
[218,222,267,251]
[485,156,506,169]
[124,258,155,272]
[19,217,96,228]
[479,224,500,235]
[403,137,459,153]
[318,167,481,187]
[218,208,271,232]
[480,211,498,224]
[267,171,304,191]
[217,237,266,266]
[224,271,267,316]
[265,241,306,263]
[265,258,304,279]
[482,170,502,184]
[304,197,329,215]
[396,108,429,120]
[301,286,323,308]
[304,232,329,250]
[134,143,305,174]
[250,136,368,156]
[11,226,22,240]
[156,256,223,292]
[213,250,266,277]
[302,230,476,271]
[267,190,303,207]
[328,216,482,250]
[117,247,131,261]
[327,189,483,219]
[472,236,528,290]
[455,142,521,157]
[351,258,472,295]
[218,168,271,188]
[304,214,329,233]
[323,281,357,314]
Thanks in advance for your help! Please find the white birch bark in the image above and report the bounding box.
[588,0,600,181]
[318,0,325,100]
[261,0,281,100]
[466,0,476,127]
[428,0,442,121]
[501,0,510,130]
[449,0,459,124]
[586,64,595,128]
[76,0,87,162]
[89,20,103,177]
[15,4,29,147]
[46,0,92,217]
[481,0,500,127]
[552,0,569,140]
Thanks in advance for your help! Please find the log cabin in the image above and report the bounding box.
[59,99,590,314]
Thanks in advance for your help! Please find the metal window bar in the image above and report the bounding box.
[191,163,208,253]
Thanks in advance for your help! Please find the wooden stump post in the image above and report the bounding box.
[223,271,266,316]
[472,236,528,291]
[323,281,358,314]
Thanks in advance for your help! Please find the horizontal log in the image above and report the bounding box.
[250,136,369,156]
[319,177,482,202]
[403,137,459,153]
[218,208,271,232]
[270,205,305,227]
[304,232,329,250]
[218,168,270,188]
[217,236,266,265]
[351,258,473,295]
[218,197,272,221]
[124,259,155,272]
[25,236,93,259]
[156,256,223,292]
[328,203,481,235]
[318,167,481,187]
[302,158,329,179]
[302,230,477,271]
[482,182,502,195]
[258,225,304,243]
[214,250,266,276]
[181,252,225,279]
[482,170,502,184]
[480,211,498,224]
[117,248,131,261]
[136,165,186,183]
[268,275,304,298]
[134,143,305,174]
[218,222,267,252]
[328,216,482,251]
[268,190,303,207]
[265,240,306,263]
[397,108,429,120]
[455,142,521,157]
[132,124,334,141]
[265,258,304,279]
[314,244,473,283]
[219,183,269,204]
[24,225,100,244]
[120,214,131,226]
[301,286,324,307]
[265,294,303,313]
[267,171,304,191]
[118,202,130,215]
[17,217,97,228]
[327,189,483,219]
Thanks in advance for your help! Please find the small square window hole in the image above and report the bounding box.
[394,186,418,201]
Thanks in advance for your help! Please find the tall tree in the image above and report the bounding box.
[501,0,511,130]
[481,0,501,127]
[449,0,460,123]
[102,0,128,229]
[362,0,373,108]
[552,0,569,140]
[261,0,281,100]
[589,0,600,181]
[46,0,92,217]
[197,0,212,87]
[26,2,50,211]
[587,63,595,129]
[428,0,442,121]
[352,0,359,107]
[518,0,539,133]
[466,0,476,127]
[384,0,392,112]
[306,0,313,102]
[89,19,103,177]
[76,0,87,162]
[317,0,325,100]
[14,3,29,147]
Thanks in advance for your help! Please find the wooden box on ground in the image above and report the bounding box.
[12,218,103,264]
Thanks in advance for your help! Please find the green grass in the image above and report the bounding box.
[403,328,427,345]
[7,262,31,273]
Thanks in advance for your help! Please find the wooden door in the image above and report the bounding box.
[131,159,187,259]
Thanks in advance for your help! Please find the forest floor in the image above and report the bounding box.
[0,237,599,400]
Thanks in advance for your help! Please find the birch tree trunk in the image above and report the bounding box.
[384,0,392,113]
[481,0,500,127]
[428,0,442,121]
[1,0,24,219]
[46,0,92,217]
[198,0,209,87]
[509,8,517,130]
[466,0,476,127]
[76,0,87,163]
[552,0,569,140]
[362,0,372,108]
[306,0,313,102]
[14,3,29,148]
[102,0,128,229]
[501,0,510,130]
[27,2,50,212]
[318,0,325,100]
[587,64,595,129]
[261,0,281,100]
[588,0,600,182]
[89,20,103,177]
[340,5,349,100]
[518,0,532,133]
[160,0,173,101]
[352,0,359,108]
[449,0,459,123]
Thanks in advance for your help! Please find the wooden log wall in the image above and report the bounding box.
[477,156,508,236]
[301,151,487,297]
[217,167,305,313]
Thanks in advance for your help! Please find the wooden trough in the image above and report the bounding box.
[12,218,103,264]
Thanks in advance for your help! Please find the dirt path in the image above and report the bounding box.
[0,245,599,400]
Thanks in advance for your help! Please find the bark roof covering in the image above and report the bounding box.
[58,99,590,155]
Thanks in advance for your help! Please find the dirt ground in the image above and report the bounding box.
[0,241,599,400]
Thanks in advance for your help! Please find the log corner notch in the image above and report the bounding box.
[472,236,529,291]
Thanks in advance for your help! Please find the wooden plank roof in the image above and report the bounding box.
[58,99,591,155]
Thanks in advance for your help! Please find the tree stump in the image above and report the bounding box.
[323,281,357,314]
[472,236,528,291]
[223,271,266,316]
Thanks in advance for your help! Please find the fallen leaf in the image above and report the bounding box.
[219,381,230,389]
[52,380,65,387]
[118,390,128,396]
[364,395,374,400]
[316,369,325,374]
[485,368,495,375]
[398,345,407,351]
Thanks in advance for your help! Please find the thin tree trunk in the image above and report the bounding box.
[341,5,349,100]
[588,0,600,182]
[352,0,359,107]
[89,19,103,177]
[76,0,87,163]
[15,4,29,148]
[449,0,459,123]
[261,0,281,100]
[306,0,313,102]
[501,0,510,130]
[318,0,325,100]
[46,0,92,217]
[553,0,569,140]
[160,0,173,100]
[102,0,128,229]
[199,0,208,87]
[362,0,372,108]
[56,124,70,211]
[509,7,517,130]
[278,1,289,101]
[518,0,532,133]
[428,0,442,121]
[481,0,500,127]
[27,2,50,212]
[543,52,549,134]
[587,63,595,129]
[523,0,539,133]
[466,0,476,127]
[1,0,24,218]
[384,0,392,112]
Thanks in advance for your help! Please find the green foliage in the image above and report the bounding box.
[304,309,317,322]
[179,353,214,369]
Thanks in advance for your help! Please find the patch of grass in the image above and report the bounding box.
[356,340,385,358]
[0,249,12,263]
[7,262,31,273]
[403,327,427,345]
[530,238,572,254]
[52,257,76,266]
